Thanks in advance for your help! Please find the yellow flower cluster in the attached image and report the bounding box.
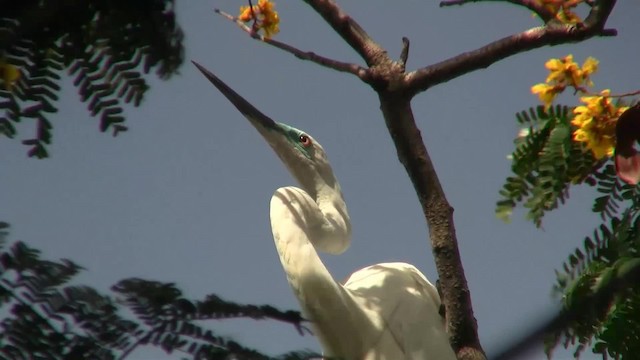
[536,0,582,24]
[531,55,598,109]
[572,90,628,159]
[238,0,280,38]
[530,54,632,160]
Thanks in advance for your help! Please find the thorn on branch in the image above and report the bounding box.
[399,37,410,70]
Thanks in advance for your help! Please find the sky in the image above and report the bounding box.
[1,1,639,359]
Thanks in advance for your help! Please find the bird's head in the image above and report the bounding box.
[193,61,339,199]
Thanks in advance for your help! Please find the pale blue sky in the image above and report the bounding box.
[1,1,638,359]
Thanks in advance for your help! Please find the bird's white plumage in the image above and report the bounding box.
[271,186,456,360]
[343,263,455,360]
[194,63,457,360]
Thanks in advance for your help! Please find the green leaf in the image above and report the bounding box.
[0,222,315,359]
[498,105,592,227]
[1,1,185,157]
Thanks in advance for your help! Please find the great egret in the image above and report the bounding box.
[193,61,457,360]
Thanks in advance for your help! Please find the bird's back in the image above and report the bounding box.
[342,262,457,360]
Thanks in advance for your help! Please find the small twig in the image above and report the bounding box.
[573,87,640,98]
[247,0,256,20]
[247,0,260,34]
[301,0,386,67]
[215,9,257,37]
[439,0,556,22]
[214,8,370,80]
[608,89,640,98]
[399,37,410,71]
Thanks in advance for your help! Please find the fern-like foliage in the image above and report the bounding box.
[111,279,313,359]
[591,164,640,221]
[498,104,640,227]
[497,105,604,226]
[499,103,640,358]
[0,222,318,359]
[496,105,600,226]
[547,205,640,359]
[0,0,185,157]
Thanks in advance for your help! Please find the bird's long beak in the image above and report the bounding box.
[192,61,279,133]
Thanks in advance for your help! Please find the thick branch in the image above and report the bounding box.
[214,9,369,79]
[296,2,486,358]
[301,0,387,67]
[407,0,617,95]
[440,0,556,22]
[378,94,485,360]
[298,1,616,359]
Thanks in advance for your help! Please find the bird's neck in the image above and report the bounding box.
[269,185,365,358]
[291,165,351,255]
[311,180,351,255]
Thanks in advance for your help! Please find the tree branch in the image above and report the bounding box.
[377,94,485,360]
[298,2,485,359]
[440,0,556,22]
[297,1,616,359]
[301,0,387,67]
[407,0,617,95]
[214,9,370,79]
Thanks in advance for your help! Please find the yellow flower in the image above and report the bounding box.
[258,0,275,12]
[260,2,279,37]
[571,90,627,159]
[237,0,280,38]
[532,83,561,109]
[580,57,598,86]
[544,54,590,87]
[581,57,598,76]
[238,5,255,22]
[535,55,600,108]
[537,0,581,24]
[545,56,567,83]
[0,60,20,90]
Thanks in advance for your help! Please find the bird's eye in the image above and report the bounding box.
[299,134,312,147]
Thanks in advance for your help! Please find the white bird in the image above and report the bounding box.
[193,61,457,360]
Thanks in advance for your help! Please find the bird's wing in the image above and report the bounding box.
[343,262,457,360]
